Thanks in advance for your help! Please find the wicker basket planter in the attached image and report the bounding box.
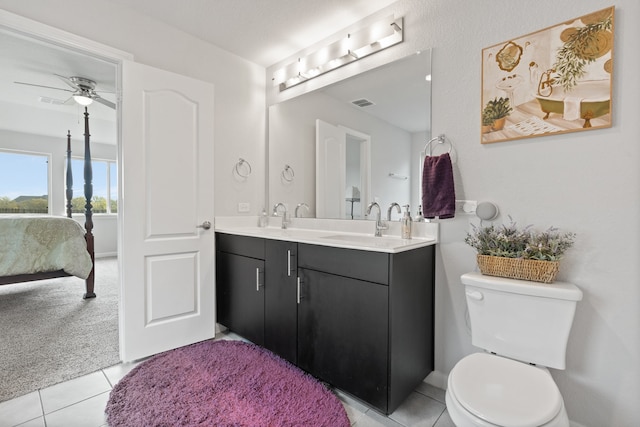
[476,254,559,284]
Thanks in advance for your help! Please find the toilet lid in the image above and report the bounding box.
[450,353,562,427]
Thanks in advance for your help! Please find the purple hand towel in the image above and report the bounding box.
[422,153,455,219]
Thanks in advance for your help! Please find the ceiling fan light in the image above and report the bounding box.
[73,94,93,106]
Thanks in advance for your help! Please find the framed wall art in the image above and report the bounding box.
[481,6,614,144]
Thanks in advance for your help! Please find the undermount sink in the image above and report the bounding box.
[320,233,434,250]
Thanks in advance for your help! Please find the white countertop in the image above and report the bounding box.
[214,216,438,253]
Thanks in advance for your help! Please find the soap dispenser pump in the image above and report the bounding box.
[401,205,412,239]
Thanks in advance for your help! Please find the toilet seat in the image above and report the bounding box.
[448,353,563,427]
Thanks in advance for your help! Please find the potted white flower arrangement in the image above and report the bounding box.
[465,218,576,283]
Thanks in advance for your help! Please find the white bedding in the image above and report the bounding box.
[0,215,92,279]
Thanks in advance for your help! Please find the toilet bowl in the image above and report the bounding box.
[448,273,583,427]
[446,353,569,427]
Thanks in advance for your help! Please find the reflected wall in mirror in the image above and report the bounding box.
[268,50,431,220]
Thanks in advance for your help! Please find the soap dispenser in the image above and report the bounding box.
[415,205,424,222]
[401,205,412,239]
[258,209,268,227]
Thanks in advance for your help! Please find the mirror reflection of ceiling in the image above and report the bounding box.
[0,30,117,144]
[321,52,431,133]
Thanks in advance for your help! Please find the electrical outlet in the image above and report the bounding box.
[238,202,250,213]
[455,200,477,214]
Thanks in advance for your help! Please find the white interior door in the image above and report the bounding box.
[316,119,346,219]
[119,61,215,362]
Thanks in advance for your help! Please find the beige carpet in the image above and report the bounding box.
[0,258,120,402]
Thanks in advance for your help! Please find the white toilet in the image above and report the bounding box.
[446,272,583,427]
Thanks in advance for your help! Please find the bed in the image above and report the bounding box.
[0,108,96,299]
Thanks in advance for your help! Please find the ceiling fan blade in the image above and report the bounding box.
[54,73,80,90]
[14,81,74,92]
[93,95,116,110]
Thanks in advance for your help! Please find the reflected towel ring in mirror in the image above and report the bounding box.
[282,164,295,182]
[235,158,252,178]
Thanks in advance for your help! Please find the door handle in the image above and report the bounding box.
[256,267,262,291]
[297,277,303,304]
[196,220,212,230]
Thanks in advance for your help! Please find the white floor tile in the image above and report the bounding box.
[433,410,456,427]
[415,382,446,404]
[388,391,446,427]
[0,391,42,427]
[102,361,139,387]
[44,391,109,427]
[353,409,405,427]
[14,418,45,427]
[40,371,111,414]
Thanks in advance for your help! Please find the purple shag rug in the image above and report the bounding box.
[105,340,350,426]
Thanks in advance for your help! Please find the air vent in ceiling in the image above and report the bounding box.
[351,98,375,108]
[39,96,65,105]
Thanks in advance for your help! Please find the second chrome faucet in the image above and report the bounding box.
[366,202,388,237]
[273,203,289,229]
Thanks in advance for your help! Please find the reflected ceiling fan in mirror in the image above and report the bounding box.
[14,74,115,109]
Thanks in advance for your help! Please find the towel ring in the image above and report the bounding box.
[235,158,252,178]
[423,134,452,156]
[282,164,295,182]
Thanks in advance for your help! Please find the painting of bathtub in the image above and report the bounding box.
[481,6,614,144]
[534,80,610,128]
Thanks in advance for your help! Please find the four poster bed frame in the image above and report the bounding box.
[0,108,96,299]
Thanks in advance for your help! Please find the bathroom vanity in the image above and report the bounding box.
[215,219,437,414]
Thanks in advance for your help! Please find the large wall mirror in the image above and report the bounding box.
[268,50,431,220]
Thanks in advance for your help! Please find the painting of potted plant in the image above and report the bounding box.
[482,97,513,132]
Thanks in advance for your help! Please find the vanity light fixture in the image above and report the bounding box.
[273,16,404,91]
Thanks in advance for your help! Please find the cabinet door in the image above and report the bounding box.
[264,240,298,364]
[216,252,265,345]
[297,268,389,412]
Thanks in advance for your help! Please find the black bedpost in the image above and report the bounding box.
[83,107,96,299]
[65,130,73,218]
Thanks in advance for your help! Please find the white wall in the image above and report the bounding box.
[267,1,640,425]
[0,0,266,218]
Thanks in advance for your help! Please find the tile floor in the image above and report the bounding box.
[0,333,454,427]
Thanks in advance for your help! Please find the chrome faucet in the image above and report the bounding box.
[387,203,401,221]
[295,202,310,218]
[366,202,388,237]
[273,203,289,229]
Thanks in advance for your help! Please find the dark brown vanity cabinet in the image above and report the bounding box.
[216,233,298,364]
[215,234,266,346]
[264,239,298,364]
[297,243,435,414]
[215,232,435,415]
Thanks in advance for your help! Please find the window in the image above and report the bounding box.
[69,158,117,214]
[0,150,49,214]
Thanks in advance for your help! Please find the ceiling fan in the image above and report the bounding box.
[14,74,115,109]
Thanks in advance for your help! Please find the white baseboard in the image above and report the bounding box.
[95,252,117,259]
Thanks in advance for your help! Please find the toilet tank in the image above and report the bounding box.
[461,272,582,369]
